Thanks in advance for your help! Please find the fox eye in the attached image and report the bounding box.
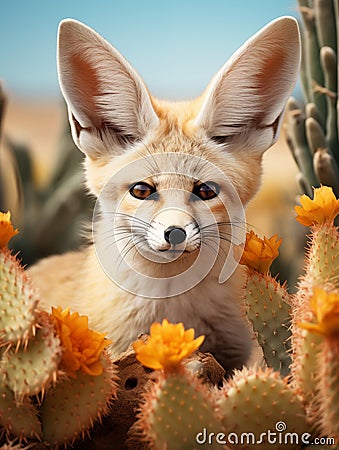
[193,182,220,200]
[129,182,156,200]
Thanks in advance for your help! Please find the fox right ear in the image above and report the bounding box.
[194,17,301,154]
[57,19,159,158]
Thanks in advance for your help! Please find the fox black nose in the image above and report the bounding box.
[164,226,186,245]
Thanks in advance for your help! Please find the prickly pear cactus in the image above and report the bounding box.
[0,212,117,448]
[238,231,292,376]
[132,320,229,449]
[285,0,339,197]
[132,186,339,449]
[1,185,339,449]
[290,187,339,423]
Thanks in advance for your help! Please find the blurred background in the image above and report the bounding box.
[0,0,305,288]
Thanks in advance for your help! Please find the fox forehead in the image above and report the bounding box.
[85,122,217,182]
[85,121,262,207]
[150,97,204,133]
[147,173,195,191]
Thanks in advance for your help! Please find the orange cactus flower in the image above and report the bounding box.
[0,211,18,250]
[51,306,111,377]
[238,230,282,274]
[299,287,339,337]
[295,186,339,226]
[133,319,205,370]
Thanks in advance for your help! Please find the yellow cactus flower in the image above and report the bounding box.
[295,186,339,226]
[133,319,205,370]
[238,230,282,274]
[0,211,18,250]
[51,306,112,377]
[299,287,339,337]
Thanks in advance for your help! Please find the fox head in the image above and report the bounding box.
[57,17,300,296]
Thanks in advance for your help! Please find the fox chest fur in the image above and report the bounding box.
[29,17,300,373]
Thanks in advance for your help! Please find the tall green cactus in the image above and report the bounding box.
[0,83,94,266]
[285,0,339,197]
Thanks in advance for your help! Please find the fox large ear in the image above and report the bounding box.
[194,17,301,153]
[57,19,159,158]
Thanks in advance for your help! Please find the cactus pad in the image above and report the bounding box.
[291,328,322,404]
[40,352,117,447]
[1,313,62,400]
[218,367,308,450]
[244,272,292,376]
[0,385,42,441]
[136,368,225,450]
[315,337,339,441]
[0,251,39,348]
[305,225,338,287]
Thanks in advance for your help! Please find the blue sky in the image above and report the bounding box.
[1,0,300,100]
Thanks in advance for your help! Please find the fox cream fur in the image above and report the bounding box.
[29,17,300,373]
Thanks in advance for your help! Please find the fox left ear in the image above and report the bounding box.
[194,17,301,152]
[57,19,159,159]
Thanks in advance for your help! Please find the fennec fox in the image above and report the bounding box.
[29,17,300,373]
